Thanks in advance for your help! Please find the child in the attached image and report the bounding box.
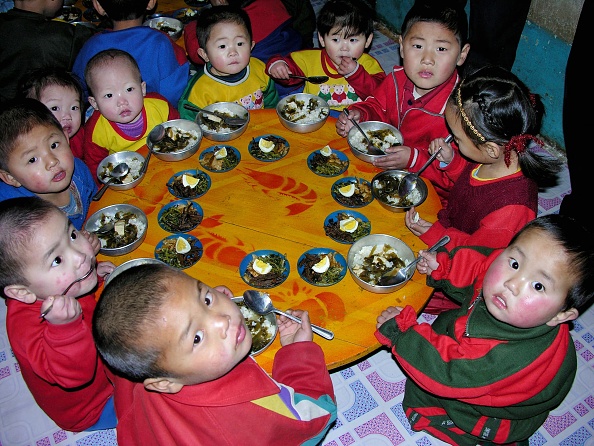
[266,0,385,112]
[0,0,94,103]
[335,1,470,205]
[20,67,88,166]
[406,66,562,313]
[0,98,97,230]
[93,262,337,445]
[72,0,189,107]
[376,214,594,445]
[84,49,180,178]
[0,196,117,432]
[178,5,279,118]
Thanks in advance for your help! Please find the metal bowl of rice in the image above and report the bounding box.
[97,151,146,191]
[143,16,184,41]
[231,297,277,356]
[347,121,403,163]
[198,102,249,142]
[371,169,428,213]
[84,204,148,256]
[347,234,415,293]
[276,93,330,133]
[146,119,203,162]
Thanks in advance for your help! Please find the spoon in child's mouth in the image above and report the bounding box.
[40,264,96,319]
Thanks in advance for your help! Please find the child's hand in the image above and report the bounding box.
[336,108,360,137]
[96,261,116,278]
[405,206,432,236]
[429,136,454,164]
[377,306,403,328]
[81,229,101,255]
[278,309,313,345]
[416,249,439,275]
[268,61,291,80]
[214,285,234,299]
[336,56,357,76]
[372,145,412,170]
[40,295,82,325]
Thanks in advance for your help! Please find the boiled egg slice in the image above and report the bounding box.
[175,236,191,254]
[214,147,228,159]
[338,183,356,197]
[312,255,330,273]
[320,145,332,157]
[253,258,272,275]
[258,138,275,153]
[182,174,200,188]
[339,216,358,232]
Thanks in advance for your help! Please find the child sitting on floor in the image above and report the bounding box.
[376,214,594,445]
[93,262,337,445]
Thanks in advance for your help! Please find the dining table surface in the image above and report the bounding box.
[88,108,442,374]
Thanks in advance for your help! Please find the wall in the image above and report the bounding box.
[375,0,585,153]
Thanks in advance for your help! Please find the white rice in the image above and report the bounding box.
[100,155,144,185]
[352,243,406,284]
[96,211,146,248]
[373,179,423,205]
[239,305,273,349]
[280,98,329,124]
[199,106,238,133]
[350,130,400,153]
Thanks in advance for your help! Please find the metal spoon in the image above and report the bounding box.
[289,74,329,84]
[242,290,334,340]
[182,103,248,126]
[93,221,114,234]
[378,236,450,286]
[92,162,130,201]
[398,135,453,197]
[343,109,385,156]
[142,124,165,174]
[40,264,96,318]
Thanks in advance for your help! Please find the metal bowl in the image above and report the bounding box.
[198,102,249,142]
[146,119,203,161]
[105,258,166,286]
[347,234,415,293]
[371,169,428,213]
[276,93,330,133]
[96,151,146,191]
[347,121,403,163]
[143,16,184,41]
[231,297,277,356]
[84,204,148,256]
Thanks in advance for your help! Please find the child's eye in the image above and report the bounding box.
[50,106,59,112]
[51,141,59,149]
[72,105,80,112]
[218,44,226,49]
[51,256,63,267]
[27,156,37,164]
[532,282,545,292]
[437,46,447,52]
[204,292,213,306]
[193,330,204,345]
[126,87,134,93]
[70,229,78,241]
[105,93,112,99]
[413,44,422,49]
[508,258,519,270]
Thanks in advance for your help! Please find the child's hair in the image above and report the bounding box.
[0,97,63,171]
[84,49,143,98]
[510,214,594,313]
[401,0,468,48]
[316,0,374,39]
[94,0,150,21]
[19,66,84,104]
[0,196,58,298]
[452,65,561,187]
[195,5,252,50]
[93,262,182,382]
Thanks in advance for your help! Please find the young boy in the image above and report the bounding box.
[335,1,470,205]
[0,196,117,432]
[178,5,279,118]
[72,0,189,106]
[0,0,94,103]
[266,0,385,112]
[0,98,97,230]
[376,214,594,445]
[93,262,337,445]
[83,49,180,178]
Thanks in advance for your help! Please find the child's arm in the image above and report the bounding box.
[266,55,306,85]
[277,309,313,345]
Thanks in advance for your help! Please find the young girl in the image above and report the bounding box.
[20,67,87,163]
[406,65,562,313]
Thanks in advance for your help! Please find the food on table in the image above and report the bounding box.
[158,202,202,232]
[373,174,423,207]
[308,146,348,176]
[155,236,203,269]
[151,126,200,153]
[95,211,144,249]
[148,20,182,37]
[167,171,209,198]
[99,156,144,184]
[351,243,406,286]
[236,301,274,354]
[176,7,197,20]
[351,128,402,154]
[332,178,373,207]
[248,135,289,160]
[298,251,344,285]
[200,146,240,171]
[279,96,329,123]
[199,109,244,133]
[243,253,287,288]
[324,212,371,243]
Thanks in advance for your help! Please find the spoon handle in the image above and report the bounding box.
[273,309,334,340]
[92,177,114,201]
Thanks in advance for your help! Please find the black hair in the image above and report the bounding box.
[401,1,468,48]
[195,5,252,50]
[95,0,150,21]
[316,0,375,39]
[84,49,142,97]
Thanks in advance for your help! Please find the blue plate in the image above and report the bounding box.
[239,250,290,289]
[199,145,241,172]
[154,234,203,269]
[331,177,374,208]
[307,149,349,177]
[323,210,372,244]
[158,199,203,233]
[297,248,346,286]
[248,135,290,162]
[166,169,211,199]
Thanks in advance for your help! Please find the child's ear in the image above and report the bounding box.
[88,96,98,111]
[398,35,404,60]
[92,0,106,16]
[483,142,501,160]
[141,81,147,97]
[317,32,325,48]
[144,377,184,394]
[0,170,21,187]
[3,285,38,304]
[546,307,579,327]
[364,33,373,49]
[197,48,209,63]
[146,0,157,11]
[457,43,471,67]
